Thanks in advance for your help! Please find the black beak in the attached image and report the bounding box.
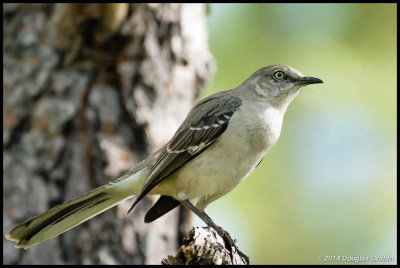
[295,76,323,85]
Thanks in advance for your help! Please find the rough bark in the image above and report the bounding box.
[162,227,250,265]
[3,3,213,264]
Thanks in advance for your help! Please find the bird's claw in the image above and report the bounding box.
[212,226,250,264]
[212,226,237,259]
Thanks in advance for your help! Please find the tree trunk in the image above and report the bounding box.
[3,3,213,264]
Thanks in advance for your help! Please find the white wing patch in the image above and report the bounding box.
[188,119,228,131]
[187,141,213,155]
[166,118,229,154]
[166,141,212,155]
[166,147,186,153]
[189,127,202,131]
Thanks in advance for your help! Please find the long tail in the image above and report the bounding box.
[5,168,148,249]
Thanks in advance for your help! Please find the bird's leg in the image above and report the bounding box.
[181,199,241,260]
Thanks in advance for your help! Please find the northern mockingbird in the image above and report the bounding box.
[6,65,323,253]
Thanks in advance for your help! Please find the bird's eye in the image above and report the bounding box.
[274,71,286,80]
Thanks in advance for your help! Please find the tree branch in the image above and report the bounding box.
[162,227,250,265]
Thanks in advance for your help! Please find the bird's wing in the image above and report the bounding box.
[128,91,242,212]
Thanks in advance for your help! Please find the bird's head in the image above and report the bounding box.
[242,64,323,110]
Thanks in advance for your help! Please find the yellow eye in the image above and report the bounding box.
[274,71,286,80]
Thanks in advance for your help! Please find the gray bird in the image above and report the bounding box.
[6,64,323,253]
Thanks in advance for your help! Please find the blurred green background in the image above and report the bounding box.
[194,3,396,264]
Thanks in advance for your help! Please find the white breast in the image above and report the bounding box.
[155,102,285,210]
[261,106,284,147]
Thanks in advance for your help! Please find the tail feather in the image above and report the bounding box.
[144,195,181,223]
[5,169,147,249]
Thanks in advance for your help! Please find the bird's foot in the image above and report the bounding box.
[213,225,250,264]
[215,225,235,250]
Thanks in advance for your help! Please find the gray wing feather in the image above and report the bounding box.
[128,91,241,211]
